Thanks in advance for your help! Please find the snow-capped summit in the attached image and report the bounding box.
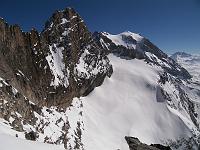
[101,31,144,49]
[94,31,191,79]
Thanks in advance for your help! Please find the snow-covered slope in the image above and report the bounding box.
[1,53,199,150]
[0,134,64,150]
[80,54,194,150]
[0,118,64,150]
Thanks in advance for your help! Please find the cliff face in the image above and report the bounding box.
[0,8,112,107]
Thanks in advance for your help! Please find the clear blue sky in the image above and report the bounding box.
[0,0,200,54]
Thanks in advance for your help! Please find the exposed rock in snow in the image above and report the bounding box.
[0,133,64,150]
[125,136,171,150]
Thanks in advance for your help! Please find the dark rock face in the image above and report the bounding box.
[0,8,112,107]
[150,144,171,150]
[125,136,171,150]
[25,131,37,141]
[0,77,41,139]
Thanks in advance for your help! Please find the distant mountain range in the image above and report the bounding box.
[171,52,200,81]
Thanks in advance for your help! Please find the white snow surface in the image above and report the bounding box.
[0,118,64,150]
[0,134,64,150]
[102,31,143,49]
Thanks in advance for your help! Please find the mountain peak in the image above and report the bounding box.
[101,31,144,48]
[94,31,192,79]
[44,7,84,31]
[0,7,112,107]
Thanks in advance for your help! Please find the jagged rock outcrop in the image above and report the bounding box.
[0,77,41,132]
[125,136,171,150]
[0,8,112,107]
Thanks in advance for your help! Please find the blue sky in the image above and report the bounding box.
[0,0,200,54]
